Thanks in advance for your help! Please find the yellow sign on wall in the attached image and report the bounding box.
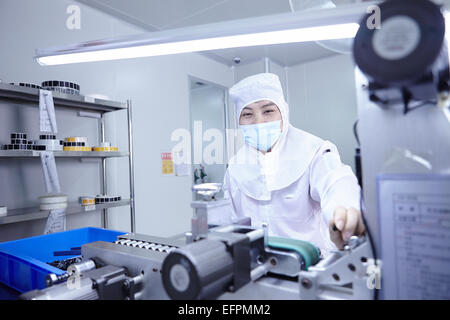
[161,152,174,175]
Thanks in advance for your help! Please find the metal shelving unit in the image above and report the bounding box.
[0,82,126,112]
[0,82,136,232]
[0,199,131,225]
[0,150,129,158]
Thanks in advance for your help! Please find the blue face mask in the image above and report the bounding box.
[240,120,282,152]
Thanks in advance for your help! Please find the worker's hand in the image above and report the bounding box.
[329,206,365,249]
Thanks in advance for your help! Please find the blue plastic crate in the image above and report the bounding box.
[0,227,126,294]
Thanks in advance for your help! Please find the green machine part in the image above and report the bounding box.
[268,236,321,270]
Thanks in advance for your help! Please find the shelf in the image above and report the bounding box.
[0,150,129,158]
[0,83,127,112]
[0,199,131,225]
[0,82,135,231]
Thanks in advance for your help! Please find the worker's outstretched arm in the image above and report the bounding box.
[309,142,365,249]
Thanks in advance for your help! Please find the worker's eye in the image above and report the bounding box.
[264,109,274,114]
[242,113,253,117]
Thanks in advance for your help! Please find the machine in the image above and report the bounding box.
[20,183,374,300]
[353,0,450,299]
[20,226,374,300]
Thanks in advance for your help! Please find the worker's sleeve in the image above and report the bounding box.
[223,169,239,222]
[309,142,361,226]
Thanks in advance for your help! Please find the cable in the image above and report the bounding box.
[359,187,379,300]
[353,119,378,299]
[353,120,363,187]
[353,119,360,146]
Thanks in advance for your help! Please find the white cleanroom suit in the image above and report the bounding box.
[224,73,361,256]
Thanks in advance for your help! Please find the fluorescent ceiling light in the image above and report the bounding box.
[35,4,369,66]
[37,23,359,65]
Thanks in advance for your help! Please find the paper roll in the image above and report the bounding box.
[40,202,68,211]
[39,194,68,204]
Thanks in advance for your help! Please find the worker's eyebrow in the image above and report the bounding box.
[242,106,253,111]
[261,102,276,108]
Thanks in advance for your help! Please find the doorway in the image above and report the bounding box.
[189,77,228,187]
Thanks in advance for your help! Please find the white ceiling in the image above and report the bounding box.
[208,42,339,67]
[75,0,360,66]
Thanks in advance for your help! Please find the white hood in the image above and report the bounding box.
[228,73,325,200]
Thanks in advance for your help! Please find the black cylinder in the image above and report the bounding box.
[353,0,446,87]
[162,239,234,299]
[355,147,363,189]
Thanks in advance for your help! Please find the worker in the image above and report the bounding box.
[223,73,365,256]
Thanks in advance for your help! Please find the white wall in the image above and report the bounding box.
[268,60,288,103]
[0,0,234,241]
[287,54,358,171]
[234,59,265,83]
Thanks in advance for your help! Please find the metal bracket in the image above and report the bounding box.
[298,238,375,300]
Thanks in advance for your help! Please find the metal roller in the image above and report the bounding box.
[162,239,234,299]
[67,259,96,275]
